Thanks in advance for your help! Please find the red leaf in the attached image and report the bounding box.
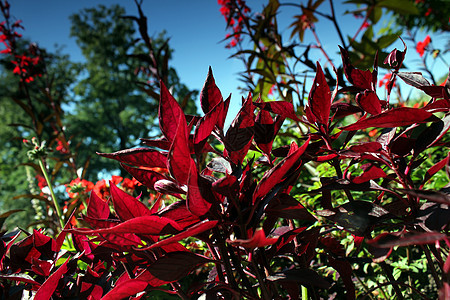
[347,142,382,153]
[147,251,211,282]
[140,137,171,150]
[194,100,223,153]
[328,256,356,300]
[224,94,255,164]
[137,220,218,251]
[254,101,300,122]
[356,90,382,115]
[136,270,170,287]
[97,148,167,169]
[340,46,372,90]
[200,67,223,114]
[187,173,214,217]
[168,115,196,185]
[352,165,387,184]
[218,94,231,130]
[121,163,167,191]
[34,257,70,300]
[308,62,332,126]
[227,228,278,249]
[157,200,200,229]
[100,279,148,300]
[341,107,438,131]
[369,231,446,248]
[87,189,110,220]
[110,183,151,221]
[423,152,450,186]
[159,81,186,142]
[265,194,316,221]
[69,215,182,236]
[253,137,310,203]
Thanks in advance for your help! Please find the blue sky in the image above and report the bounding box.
[9,0,450,122]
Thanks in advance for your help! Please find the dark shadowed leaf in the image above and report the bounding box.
[159,81,186,142]
[267,268,330,289]
[200,67,223,114]
[316,201,393,236]
[265,194,316,221]
[224,94,255,164]
[110,183,151,221]
[0,273,40,286]
[97,148,167,169]
[34,257,70,300]
[327,256,355,300]
[397,72,449,99]
[341,107,438,131]
[399,189,450,205]
[147,251,211,282]
[413,114,450,156]
[369,231,446,248]
[330,102,363,119]
[416,202,450,232]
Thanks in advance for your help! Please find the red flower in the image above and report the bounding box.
[66,178,94,198]
[424,8,432,17]
[378,73,395,90]
[416,35,431,57]
[55,138,69,154]
[121,177,141,190]
[36,175,47,190]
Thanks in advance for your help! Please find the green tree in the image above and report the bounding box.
[67,4,197,180]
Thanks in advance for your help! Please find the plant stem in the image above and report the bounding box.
[302,285,308,299]
[380,262,404,300]
[38,158,64,229]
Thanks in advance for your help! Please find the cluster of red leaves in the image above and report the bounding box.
[0,1,42,83]
[2,42,450,299]
[218,0,251,48]
[416,35,431,57]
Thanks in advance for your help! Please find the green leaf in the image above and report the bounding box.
[377,0,419,15]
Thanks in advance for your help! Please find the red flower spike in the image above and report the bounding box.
[159,80,186,142]
[110,182,152,221]
[308,62,332,127]
[227,229,278,249]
